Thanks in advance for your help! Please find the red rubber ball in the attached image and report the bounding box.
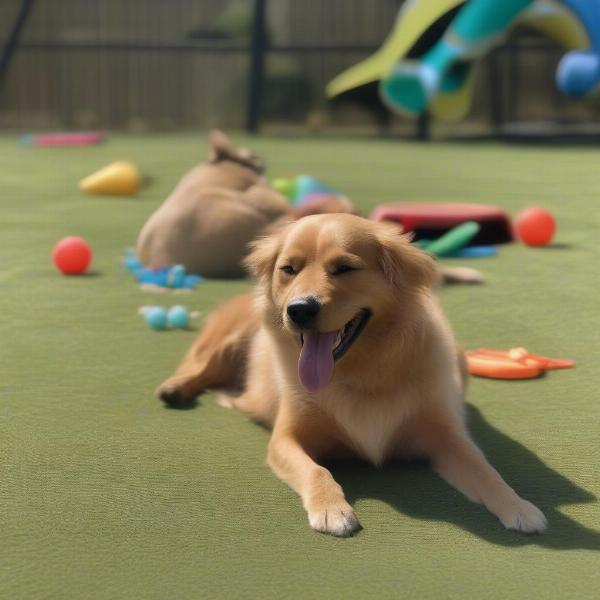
[52,236,92,275]
[514,207,556,246]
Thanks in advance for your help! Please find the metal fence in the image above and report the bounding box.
[0,0,598,135]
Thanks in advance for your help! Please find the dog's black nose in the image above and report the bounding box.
[287,297,321,327]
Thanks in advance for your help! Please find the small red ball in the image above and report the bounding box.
[514,207,556,246]
[52,236,92,275]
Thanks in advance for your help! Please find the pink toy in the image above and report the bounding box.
[370,202,513,244]
[26,132,104,147]
[52,236,93,275]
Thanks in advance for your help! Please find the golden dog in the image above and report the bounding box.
[158,214,546,537]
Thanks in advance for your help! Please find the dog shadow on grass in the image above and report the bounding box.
[329,404,600,549]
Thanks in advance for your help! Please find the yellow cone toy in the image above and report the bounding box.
[79,161,140,196]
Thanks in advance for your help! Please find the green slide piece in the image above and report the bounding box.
[451,0,535,42]
[423,220,481,257]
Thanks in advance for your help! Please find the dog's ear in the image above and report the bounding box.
[208,129,235,162]
[376,223,437,290]
[238,146,265,174]
[207,131,265,173]
[244,224,287,282]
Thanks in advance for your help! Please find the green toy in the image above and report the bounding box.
[272,177,297,200]
[422,221,481,257]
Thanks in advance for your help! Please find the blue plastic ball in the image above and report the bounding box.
[167,305,189,329]
[556,51,600,98]
[144,306,168,330]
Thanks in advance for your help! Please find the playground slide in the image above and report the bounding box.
[327,0,600,121]
[380,0,536,116]
[325,0,465,100]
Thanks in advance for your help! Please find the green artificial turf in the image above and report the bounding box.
[2,133,600,599]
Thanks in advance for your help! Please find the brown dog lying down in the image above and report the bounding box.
[136,130,289,278]
[157,214,545,537]
[136,130,354,278]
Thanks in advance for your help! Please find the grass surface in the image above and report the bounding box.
[2,133,600,599]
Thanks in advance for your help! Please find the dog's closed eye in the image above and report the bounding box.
[331,264,357,276]
[280,265,297,275]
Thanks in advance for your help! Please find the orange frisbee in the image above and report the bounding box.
[466,353,542,379]
[474,348,575,370]
[466,347,575,380]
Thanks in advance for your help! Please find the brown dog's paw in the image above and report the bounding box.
[498,498,547,534]
[156,383,196,409]
[308,501,362,537]
[440,266,485,285]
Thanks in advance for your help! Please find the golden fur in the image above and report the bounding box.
[158,214,546,537]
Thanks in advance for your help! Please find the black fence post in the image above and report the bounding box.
[488,50,504,133]
[246,0,267,134]
[0,0,35,91]
[507,39,519,124]
[416,111,430,141]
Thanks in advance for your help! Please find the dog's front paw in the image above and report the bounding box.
[498,497,547,534]
[441,266,485,285]
[157,382,182,404]
[156,381,197,409]
[307,500,361,537]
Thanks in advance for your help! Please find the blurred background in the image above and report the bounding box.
[4,3,600,599]
[1,0,600,139]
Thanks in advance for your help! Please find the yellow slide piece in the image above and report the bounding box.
[431,66,477,120]
[79,161,140,196]
[519,0,589,50]
[326,0,465,99]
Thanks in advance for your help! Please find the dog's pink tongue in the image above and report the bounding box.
[298,331,336,392]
